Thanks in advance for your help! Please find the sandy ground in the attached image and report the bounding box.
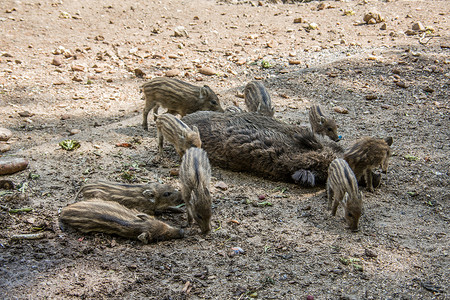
[0,0,449,299]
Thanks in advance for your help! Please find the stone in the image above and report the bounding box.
[174,26,188,37]
[71,64,85,72]
[412,22,425,31]
[214,181,228,190]
[51,56,63,66]
[333,106,349,114]
[165,69,181,77]
[69,129,81,136]
[198,67,217,76]
[0,128,13,141]
[288,60,301,65]
[18,111,34,117]
[0,142,11,153]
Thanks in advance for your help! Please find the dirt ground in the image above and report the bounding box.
[0,0,449,299]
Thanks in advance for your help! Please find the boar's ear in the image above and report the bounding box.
[137,232,149,244]
[384,136,393,146]
[137,213,151,221]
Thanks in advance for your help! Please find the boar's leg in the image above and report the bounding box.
[291,169,316,187]
[364,169,374,192]
[181,187,194,227]
[157,127,164,156]
[143,101,157,130]
[327,184,334,211]
[331,189,343,216]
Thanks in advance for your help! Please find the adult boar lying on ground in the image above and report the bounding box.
[182,111,342,187]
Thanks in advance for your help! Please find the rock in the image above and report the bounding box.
[364,248,378,258]
[363,12,384,24]
[258,194,266,200]
[18,111,34,117]
[380,23,387,30]
[72,76,83,82]
[288,60,301,65]
[423,86,434,93]
[60,114,71,120]
[365,94,378,100]
[293,17,302,24]
[405,30,417,36]
[307,23,318,30]
[69,129,81,136]
[0,143,11,153]
[198,67,216,76]
[367,18,377,25]
[317,3,326,10]
[170,168,179,176]
[334,106,349,114]
[0,157,29,175]
[174,26,188,37]
[165,69,181,77]
[412,22,425,31]
[71,64,85,72]
[395,81,408,88]
[0,128,12,141]
[214,181,228,190]
[134,68,146,78]
[51,56,63,66]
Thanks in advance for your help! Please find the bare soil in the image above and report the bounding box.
[0,0,449,299]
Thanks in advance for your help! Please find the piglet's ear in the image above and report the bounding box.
[137,232,149,244]
[192,126,199,135]
[342,192,349,206]
[384,137,393,146]
[137,213,151,221]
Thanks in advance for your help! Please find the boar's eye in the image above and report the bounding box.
[196,213,203,220]
[210,100,218,105]
[163,192,172,197]
[328,128,333,132]
[348,212,353,218]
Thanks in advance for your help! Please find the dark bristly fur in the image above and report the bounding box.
[309,104,340,142]
[155,114,202,158]
[78,181,183,215]
[179,148,212,234]
[327,158,363,231]
[344,136,393,192]
[182,111,343,187]
[244,81,274,117]
[141,77,224,130]
[60,199,184,243]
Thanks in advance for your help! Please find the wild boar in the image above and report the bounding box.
[155,113,202,158]
[308,104,340,142]
[179,148,212,234]
[78,181,183,215]
[60,199,184,243]
[244,81,274,117]
[344,136,393,192]
[327,158,363,231]
[141,77,224,130]
[182,111,343,187]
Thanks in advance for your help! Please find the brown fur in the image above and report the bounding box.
[344,136,393,192]
[60,199,184,243]
[141,77,224,130]
[309,104,339,142]
[327,158,363,231]
[244,81,274,117]
[182,111,343,187]
[179,148,212,234]
[77,181,183,215]
[155,114,201,158]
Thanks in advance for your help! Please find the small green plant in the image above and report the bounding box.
[59,139,80,151]
[261,60,272,69]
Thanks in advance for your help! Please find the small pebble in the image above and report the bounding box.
[258,194,266,200]
[214,181,228,190]
[0,128,13,141]
[165,69,181,77]
[170,168,179,176]
[333,106,348,114]
[198,67,217,76]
